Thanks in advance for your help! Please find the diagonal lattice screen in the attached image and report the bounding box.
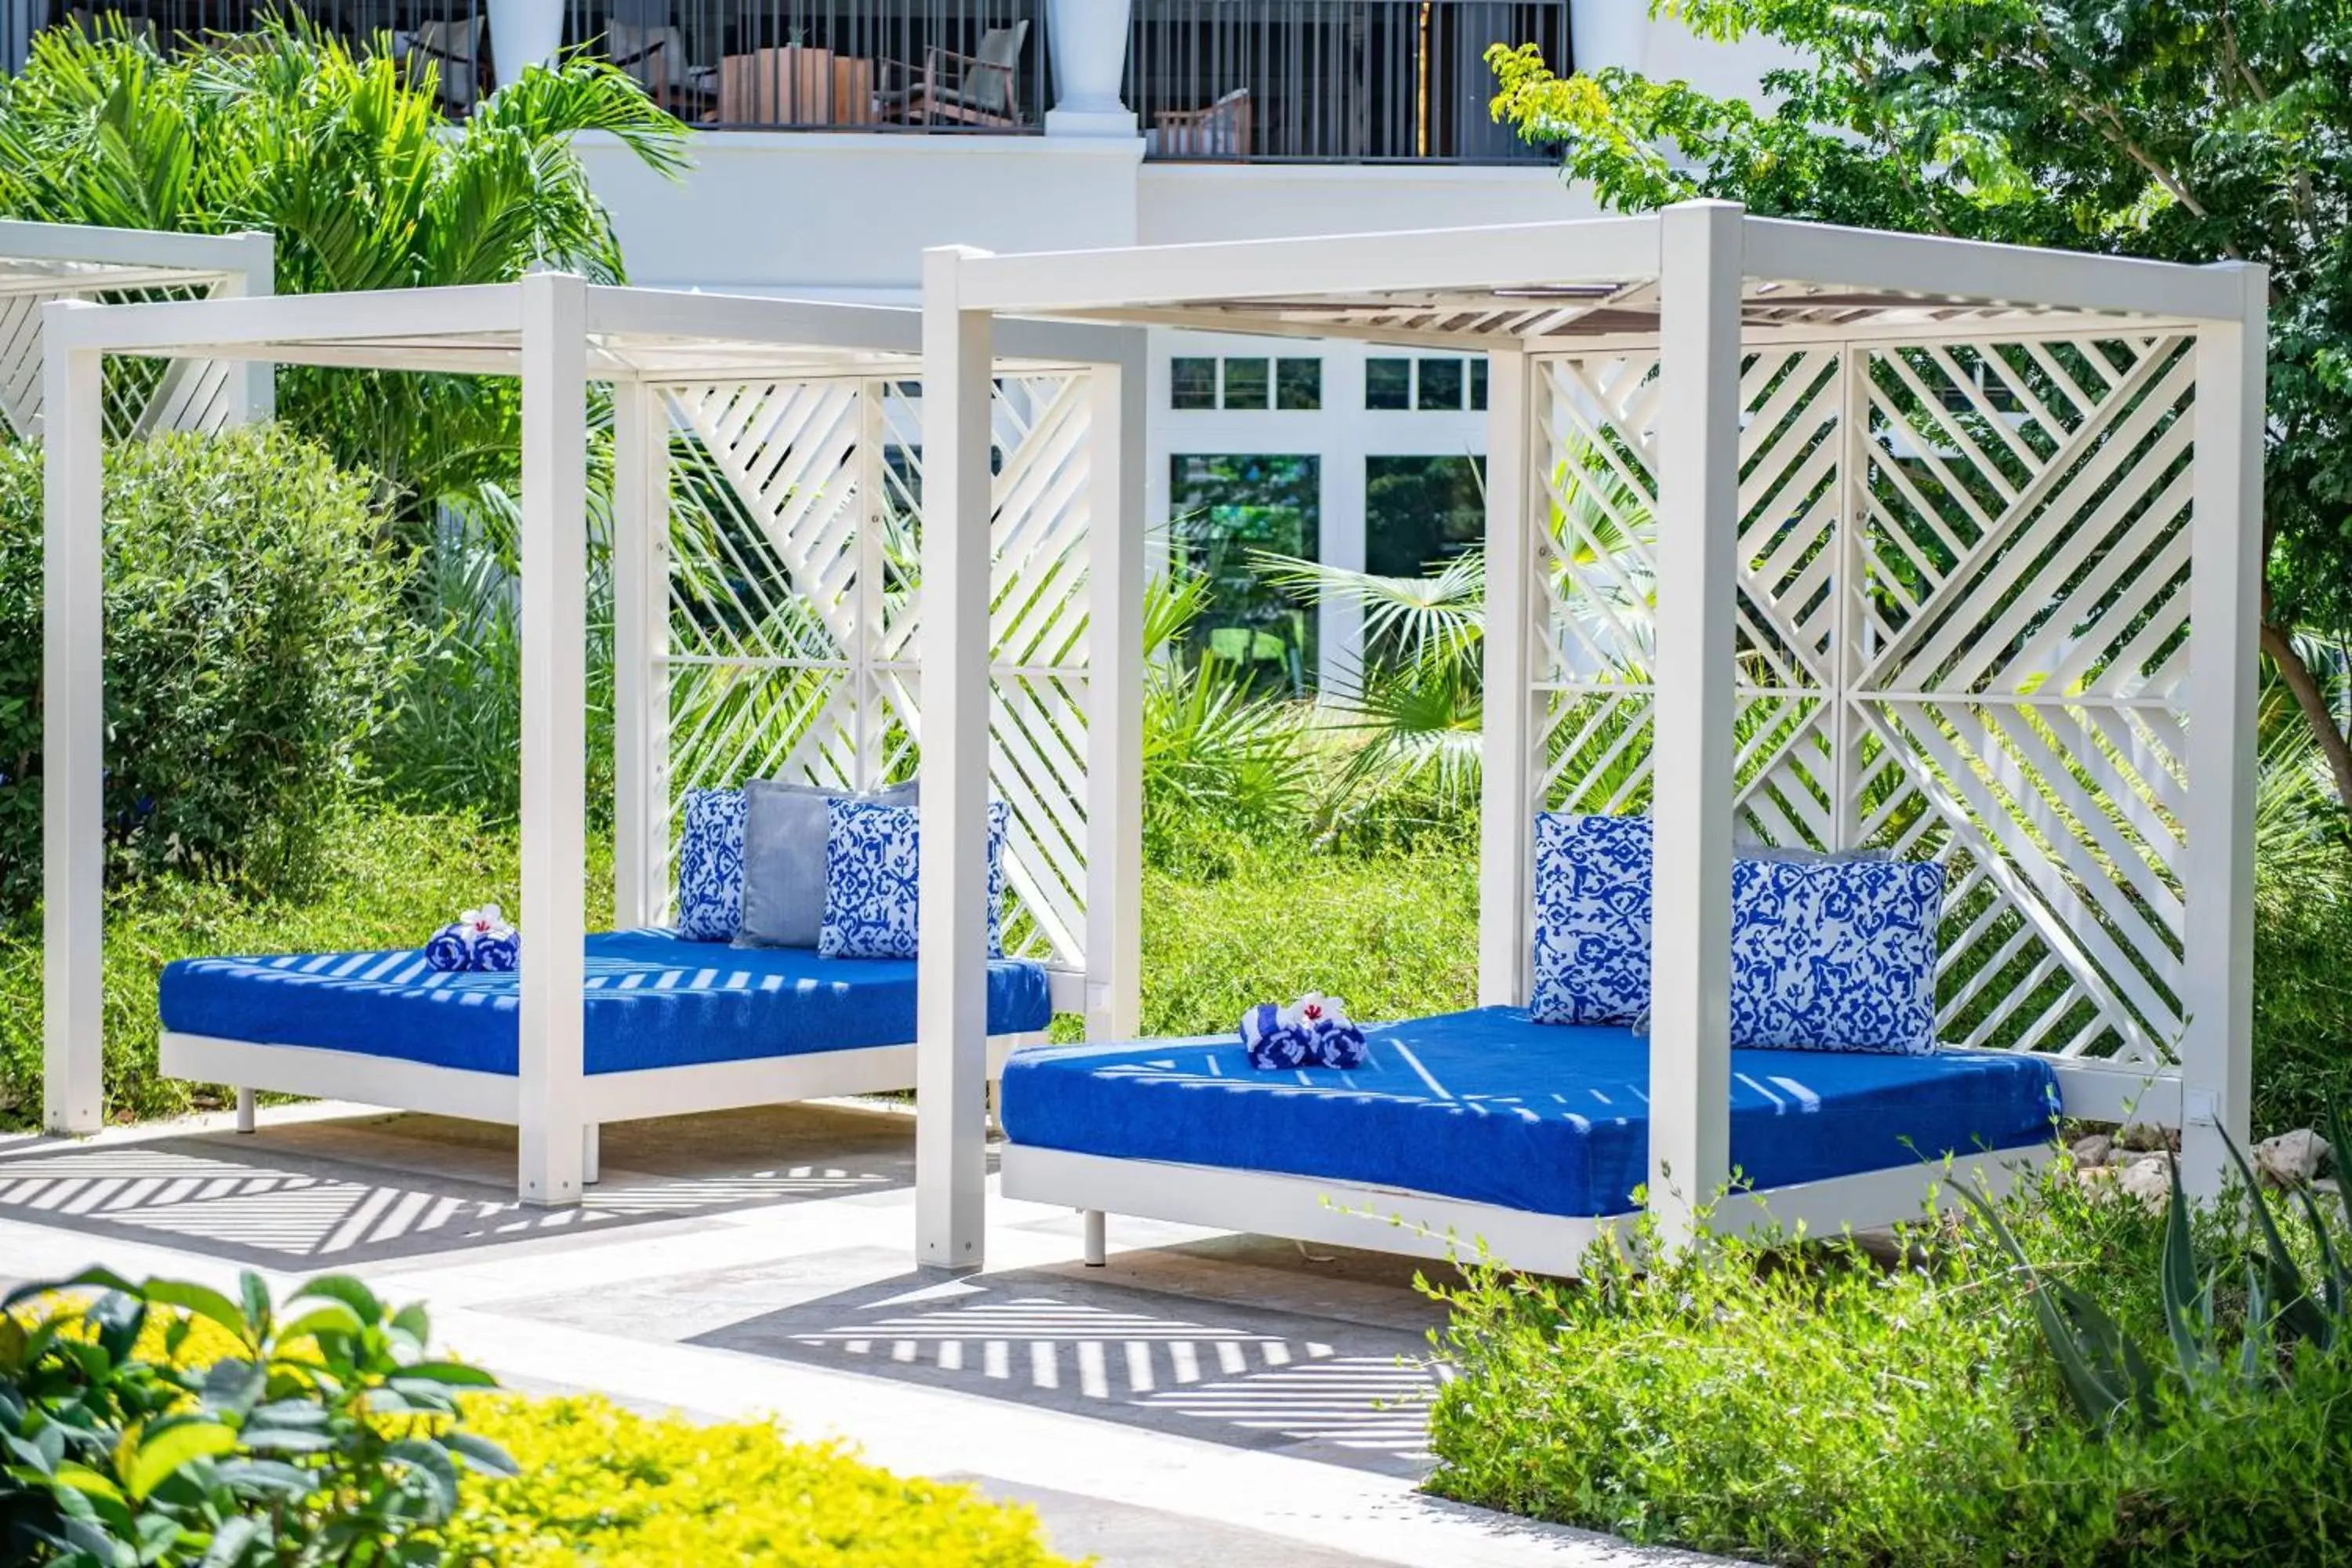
[1530,332,2195,1068]
[0,281,250,441]
[655,372,1094,971]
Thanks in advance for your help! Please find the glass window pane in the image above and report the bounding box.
[1221,358,1271,409]
[1417,358,1464,411]
[1469,358,1489,411]
[1168,453,1323,695]
[1366,358,1411,409]
[1275,358,1322,410]
[1171,357,1218,409]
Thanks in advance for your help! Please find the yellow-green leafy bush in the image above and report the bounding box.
[449,1395,1080,1568]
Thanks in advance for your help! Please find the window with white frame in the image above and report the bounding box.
[1171,355,1322,411]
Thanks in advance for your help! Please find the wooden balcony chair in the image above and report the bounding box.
[390,19,483,114]
[876,20,1027,129]
[1152,88,1253,159]
[607,21,718,119]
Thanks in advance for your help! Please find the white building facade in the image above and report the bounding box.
[15,0,1785,686]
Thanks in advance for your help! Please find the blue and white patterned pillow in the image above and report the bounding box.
[1530,813,1653,1025]
[674,788,748,941]
[1529,813,1945,1054]
[1729,857,1944,1054]
[818,799,1009,960]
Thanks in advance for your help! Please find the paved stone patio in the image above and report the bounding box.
[0,1099,1733,1567]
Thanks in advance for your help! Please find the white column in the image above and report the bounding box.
[42,305,103,1135]
[217,233,276,423]
[2181,263,2267,1199]
[1646,201,1744,1250]
[1085,337,1147,1041]
[516,273,590,1207]
[1478,348,1538,1007]
[611,378,670,927]
[1044,0,1138,137]
[916,245,997,1270]
[1319,444,1367,700]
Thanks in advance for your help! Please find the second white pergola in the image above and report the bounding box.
[0,219,273,439]
[45,276,1145,1213]
[919,201,2264,1264]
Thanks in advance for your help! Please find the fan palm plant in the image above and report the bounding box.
[1259,439,1657,808]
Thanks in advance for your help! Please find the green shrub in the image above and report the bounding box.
[0,426,408,909]
[449,1396,1077,1567]
[1424,1172,2352,1566]
[2,1267,513,1567]
[0,809,613,1128]
[4,1270,1073,1568]
[1138,837,1476,1036]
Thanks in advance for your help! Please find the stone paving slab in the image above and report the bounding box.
[0,1099,1748,1567]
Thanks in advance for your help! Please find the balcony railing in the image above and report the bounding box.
[1132,2,1570,163]
[10,2,1570,162]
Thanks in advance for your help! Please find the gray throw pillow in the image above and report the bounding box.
[734,778,918,949]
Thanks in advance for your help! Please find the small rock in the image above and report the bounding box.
[2118,1123,2180,1154]
[2069,1133,2114,1169]
[2116,1155,2172,1214]
[2254,1128,2330,1189]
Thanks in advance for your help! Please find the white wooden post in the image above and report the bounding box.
[216,232,276,423]
[1085,337,1147,1041]
[2181,263,2267,1199]
[1647,202,1744,1249]
[916,245,996,1269]
[1478,347,1537,1007]
[1319,446,1367,700]
[516,273,590,1207]
[42,304,103,1135]
[611,377,670,927]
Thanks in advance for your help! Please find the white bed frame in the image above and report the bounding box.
[168,1025,1049,1185]
[1005,1140,2055,1276]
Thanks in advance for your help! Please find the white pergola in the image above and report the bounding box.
[43,276,1145,1210]
[924,201,2264,1265]
[0,220,273,438]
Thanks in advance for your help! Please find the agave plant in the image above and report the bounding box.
[1956,1104,2352,1434]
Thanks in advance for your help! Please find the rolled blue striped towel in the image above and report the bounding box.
[1241,1002,1316,1071]
[1241,993,1366,1071]
[424,904,521,973]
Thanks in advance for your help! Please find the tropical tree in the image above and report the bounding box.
[0,13,689,539]
[1487,0,2352,811]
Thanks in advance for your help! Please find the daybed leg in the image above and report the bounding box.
[582,1123,601,1186]
[234,1088,256,1134]
[1082,1208,1106,1267]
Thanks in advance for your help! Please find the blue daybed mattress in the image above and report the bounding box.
[999,1006,2060,1219]
[159,929,1054,1076]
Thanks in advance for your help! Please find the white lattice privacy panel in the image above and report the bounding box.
[1530,334,2198,1068]
[0,279,250,441]
[656,372,1095,970]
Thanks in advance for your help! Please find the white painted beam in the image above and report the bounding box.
[42,304,103,1134]
[2181,263,2267,1199]
[1646,201,1744,1250]
[1478,349,1538,1007]
[516,273,590,1207]
[611,379,670,927]
[1084,335,1148,1042]
[916,245,997,1271]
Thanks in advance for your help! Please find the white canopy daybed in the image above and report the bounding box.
[919,202,2263,1272]
[0,219,273,439]
[42,276,1145,1208]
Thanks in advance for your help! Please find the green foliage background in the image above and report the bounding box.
[0,427,407,911]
